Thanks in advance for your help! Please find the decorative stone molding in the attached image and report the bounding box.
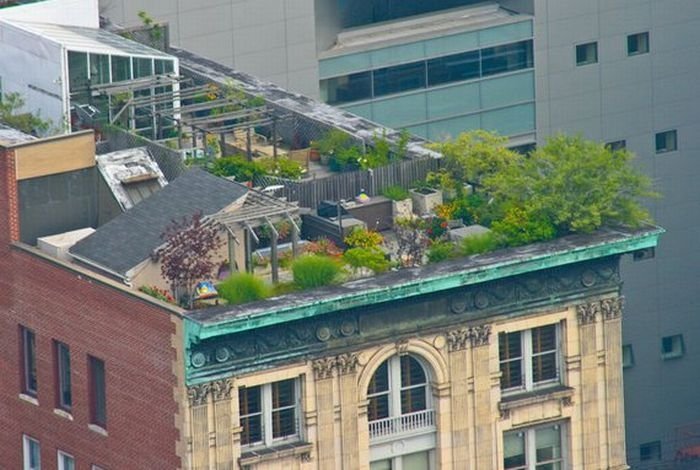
[576,301,600,325]
[447,328,471,352]
[470,325,491,347]
[188,383,211,406]
[336,353,359,376]
[312,357,337,380]
[211,378,234,401]
[601,296,624,320]
[396,339,410,355]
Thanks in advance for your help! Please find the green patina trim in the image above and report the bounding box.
[184,228,662,382]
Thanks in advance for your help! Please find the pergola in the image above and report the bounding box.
[209,189,301,283]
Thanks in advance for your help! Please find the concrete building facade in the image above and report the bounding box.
[101,1,700,466]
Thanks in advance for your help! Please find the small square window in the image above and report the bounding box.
[628,32,649,56]
[576,42,598,66]
[656,130,677,153]
[622,344,634,368]
[640,441,661,461]
[661,334,684,359]
[606,140,626,151]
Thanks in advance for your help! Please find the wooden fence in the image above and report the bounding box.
[255,157,441,208]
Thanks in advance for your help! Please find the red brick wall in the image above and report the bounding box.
[0,150,182,469]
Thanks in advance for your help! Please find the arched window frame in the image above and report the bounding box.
[367,354,432,423]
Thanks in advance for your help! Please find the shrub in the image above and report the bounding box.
[258,157,304,180]
[427,240,458,263]
[210,156,264,182]
[382,185,410,201]
[344,227,384,249]
[425,216,449,240]
[305,237,343,257]
[292,254,343,289]
[217,273,271,305]
[459,232,503,256]
[343,247,390,274]
[490,206,557,247]
[139,285,177,304]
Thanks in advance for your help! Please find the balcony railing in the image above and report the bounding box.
[369,409,435,440]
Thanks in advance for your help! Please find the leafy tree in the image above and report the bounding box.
[343,247,390,275]
[484,134,656,237]
[394,217,430,267]
[0,92,52,135]
[153,212,224,307]
[429,130,520,194]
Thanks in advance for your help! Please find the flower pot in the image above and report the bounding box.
[392,198,413,219]
[409,188,443,215]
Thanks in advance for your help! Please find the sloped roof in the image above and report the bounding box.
[70,168,248,278]
[0,123,37,146]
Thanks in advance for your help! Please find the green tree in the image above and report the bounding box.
[0,92,52,135]
[485,134,656,237]
[429,130,520,194]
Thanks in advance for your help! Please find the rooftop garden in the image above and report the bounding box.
[139,130,657,309]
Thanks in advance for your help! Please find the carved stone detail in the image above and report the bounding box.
[188,383,211,406]
[499,409,511,420]
[601,296,624,320]
[561,396,574,407]
[211,378,234,401]
[447,328,471,352]
[470,324,491,347]
[336,353,359,376]
[396,339,410,355]
[312,357,336,380]
[300,451,312,462]
[576,301,600,325]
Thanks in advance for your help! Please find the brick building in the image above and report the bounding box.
[0,129,185,469]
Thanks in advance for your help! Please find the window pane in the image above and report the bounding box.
[57,342,72,409]
[133,58,154,78]
[89,356,106,427]
[154,59,174,74]
[111,56,131,82]
[24,436,41,470]
[401,356,426,387]
[89,54,110,85]
[500,332,523,389]
[370,459,392,470]
[240,414,262,445]
[532,352,557,383]
[500,332,522,361]
[401,387,427,414]
[368,361,389,394]
[272,379,296,408]
[22,327,38,395]
[535,425,561,462]
[68,51,88,93]
[239,386,261,414]
[403,450,430,470]
[272,407,297,438]
[656,130,677,153]
[60,453,75,470]
[532,325,556,353]
[373,62,426,97]
[482,40,533,77]
[628,32,649,55]
[320,71,372,105]
[504,432,526,469]
[427,50,480,86]
[576,42,597,66]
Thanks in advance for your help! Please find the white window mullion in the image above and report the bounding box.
[523,330,533,390]
[526,429,536,470]
[390,357,401,417]
[263,384,273,447]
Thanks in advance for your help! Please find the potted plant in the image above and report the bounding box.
[409,182,443,215]
[382,185,413,218]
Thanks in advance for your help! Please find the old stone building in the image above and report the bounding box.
[183,228,660,470]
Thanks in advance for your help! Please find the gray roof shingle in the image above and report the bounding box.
[70,168,247,277]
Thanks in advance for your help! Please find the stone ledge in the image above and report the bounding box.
[239,441,312,467]
[499,385,575,412]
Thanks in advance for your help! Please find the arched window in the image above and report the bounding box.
[368,355,429,422]
[367,355,436,469]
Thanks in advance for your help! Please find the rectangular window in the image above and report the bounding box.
[367,361,390,421]
[57,451,75,470]
[320,70,372,105]
[373,61,426,97]
[622,344,634,368]
[606,140,626,151]
[499,324,560,392]
[89,54,110,85]
[20,326,38,396]
[427,50,480,86]
[154,59,174,75]
[133,57,154,79]
[655,130,677,153]
[504,423,565,470]
[111,55,131,82]
[661,334,684,360]
[640,441,661,461]
[628,32,649,56]
[239,378,299,447]
[88,356,107,428]
[68,51,89,93]
[482,40,533,77]
[54,341,72,410]
[23,435,41,470]
[576,42,598,66]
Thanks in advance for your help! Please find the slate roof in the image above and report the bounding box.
[70,168,248,278]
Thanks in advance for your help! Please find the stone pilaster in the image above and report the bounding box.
[469,325,495,470]
[602,297,627,467]
[188,383,211,470]
[312,357,337,469]
[576,301,601,469]
[337,353,360,470]
[212,379,235,470]
[447,329,471,468]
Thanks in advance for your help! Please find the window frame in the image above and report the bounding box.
[655,130,678,154]
[622,344,635,368]
[54,341,72,411]
[575,41,598,66]
[367,355,431,423]
[57,450,75,470]
[640,440,661,461]
[23,434,41,470]
[499,324,561,394]
[20,326,38,397]
[88,355,107,428]
[504,422,566,470]
[239,378,301,449]
[627,32,650,56]
[606,140,626,152]
[661,334,684,360]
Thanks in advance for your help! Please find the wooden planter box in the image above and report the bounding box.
[410,188,443,215]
